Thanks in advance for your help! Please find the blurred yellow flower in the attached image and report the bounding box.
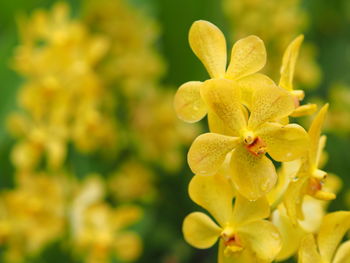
[0,172,67,262]
[70,176,143,263]
[223,0,321,89]
[83,0,198,172]
[325,84,350,134]
[108,160,156,203]
[83,0,165,97]
[9,2,118,174]
[132,89,199,171]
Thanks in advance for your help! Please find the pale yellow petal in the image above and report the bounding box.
[208,100,248,136]
[47,138,66,170]
[207,110,231,135]
[313,190,336,201]
[308,104,328,167]
[183,212,221,249]
[333,240,350,263]
[226,35,266,80]
[323,173,342,195]
[291,104,318,117]
[268,160,302,206]
[201,78,246,135]
[272,206,305,261]
[317,211,350,262]
[316,135,327,169]
[230,145,277,201]
[189,174,235,226]
[236,73,276,109]
[284,159,303,178]
[256,122,309,162]
[174,81,207,123]
[114,232,142,261]
[188,133,240,176]
[189,20,227,78]
[248,85,295,130]
[298,234,322,263]
[267,166,290,206]
[231,194,270,226]
[237,220,282,262]
[279,35,304,91]
[283,175,309,224]
[299,196,324,233]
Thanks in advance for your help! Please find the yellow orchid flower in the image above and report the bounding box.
[272,197,326,261]
[183,174,281,262]
[298,211,350,263]
[0,172,67,261]
[187,78,309,200]
[279,35,317,117]
[270,160,342,261]
[284,104,336,224]
[108,160,156,203]
[174,20,272,124]
[70,176,143,263]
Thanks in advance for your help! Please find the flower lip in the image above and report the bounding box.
[221,227,243,254]
[307,177,322,196]
[244,136,267,157]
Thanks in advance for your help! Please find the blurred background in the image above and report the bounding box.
[0,0,350,262]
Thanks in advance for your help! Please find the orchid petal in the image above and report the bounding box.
[189,20,227,78]
[230,145,277,201]
[188,133,240,176]
[256,122,309,162]
[226,35,266,80]
[183,212,221,249]
[174,81,207,123]
[189,174,235,226]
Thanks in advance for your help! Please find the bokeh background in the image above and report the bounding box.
[0,0,350,263]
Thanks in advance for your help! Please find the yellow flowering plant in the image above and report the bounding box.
[177,20,350,263]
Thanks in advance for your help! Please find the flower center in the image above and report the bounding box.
[221,227,243,256]
[244,136,267,156]
[243,130,255,145]
[307,177,322,196]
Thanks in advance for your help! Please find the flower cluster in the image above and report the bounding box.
[83,0,198,172]
[1,0,202,261]
[70,176,143,263]
[8,2,117,174]
[176,20,350,263]
[0,172,67,262]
